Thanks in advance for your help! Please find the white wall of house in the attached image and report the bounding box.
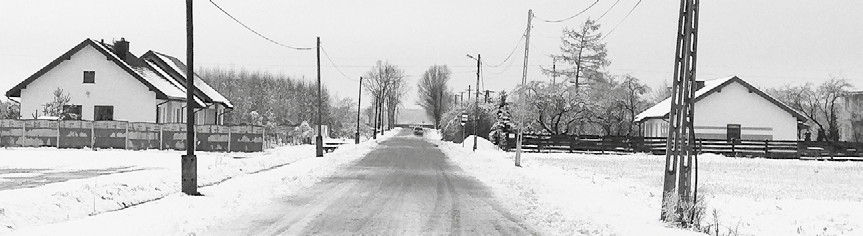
[642,119,668,137]
[20,45,157,122]
[642,81,799,140]
[157,100,224,125]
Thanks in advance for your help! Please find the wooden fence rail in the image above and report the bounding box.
[502,133,863,160]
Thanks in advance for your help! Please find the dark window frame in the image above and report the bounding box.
[94,105,114,121]
[83,71,95,83]
[61,104,82,120]
[727,124,741,142]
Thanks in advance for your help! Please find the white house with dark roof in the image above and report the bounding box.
[636,76,807,140]
[4,38,232,124]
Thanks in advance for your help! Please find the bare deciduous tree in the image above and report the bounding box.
[363,60,407,130]
[417,65,452,128]
[768,77,853,141]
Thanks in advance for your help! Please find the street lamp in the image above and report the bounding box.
[466,54,480,152]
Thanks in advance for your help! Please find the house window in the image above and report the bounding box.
[61,105,82,120]
[727,124,741,141]
[94,106,114,121]
[83,71,95,83]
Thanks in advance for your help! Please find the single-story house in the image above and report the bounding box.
[5,38,233,124]
[635,76,807,140]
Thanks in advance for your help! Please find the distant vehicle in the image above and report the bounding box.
[413,127,424,136]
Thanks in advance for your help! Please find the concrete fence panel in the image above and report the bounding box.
[128,122,160,150]
[58,120,93,149]
[197,125,230,152]
[22,120,58,147]
[230,126,264,152]
[161,123,187,151]
[0,119,25,147]
[0,119,272,152]
[93,121,127,149]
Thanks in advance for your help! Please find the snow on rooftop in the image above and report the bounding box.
[141,59,206,106]
[635,76,735,122]
[89,39,203,106]
[152,52,234,108]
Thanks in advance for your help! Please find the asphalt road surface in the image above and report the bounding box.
[206,129,537,235]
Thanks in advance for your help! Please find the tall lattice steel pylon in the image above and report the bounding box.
[661,0,700,221]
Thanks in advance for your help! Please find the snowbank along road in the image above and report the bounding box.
[206,129,538,235]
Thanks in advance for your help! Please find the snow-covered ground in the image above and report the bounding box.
[432,131,863,236]
[0,129,399,235]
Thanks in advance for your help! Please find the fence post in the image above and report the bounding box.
[227,126,232,153]
[764,140,769,157]
[90,121,95,148]
[158,124,163,150]
[21,120,27,147]
[731,141,736,157]
[537,136,543,153]
[56,121,61,148]
[796,141,802,159]
[125,122,130,150]
[569,135,576,153]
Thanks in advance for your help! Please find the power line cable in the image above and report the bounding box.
[534,0,600,23]
[484,29,527,67]
[530,26,560,40]
[602,0,643,40]
[209,0,313,50]
[320,46,358,82]
[596,0,622,21]
[484,55,520,76]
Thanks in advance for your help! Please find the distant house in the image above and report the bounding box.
[635,76,807,140]
[5,38,233,124]
[839,91,863,142]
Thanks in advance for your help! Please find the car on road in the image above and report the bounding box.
[413,127,424,136]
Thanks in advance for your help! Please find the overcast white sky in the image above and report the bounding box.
[1,0,861,108]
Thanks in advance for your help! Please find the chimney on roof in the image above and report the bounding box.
[113,38,130,62]
[695,80,705,90]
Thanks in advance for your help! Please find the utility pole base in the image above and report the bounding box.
[315,135,324,157]
[355,132,360,144]
[181,154,198,195]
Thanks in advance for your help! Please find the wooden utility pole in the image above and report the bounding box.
[182,0,198,195]
[315,37,323,157]
[661,0,700,222]
[467,85,471,103]
[515,9,533,167]
[355,77,363,144]
[473,54,480,152]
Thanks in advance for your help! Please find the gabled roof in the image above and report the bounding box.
[6,39,166,101]
[143,51,234,109]
[89,40,206,107]
[4,38,225,108]
[635,76,807,122]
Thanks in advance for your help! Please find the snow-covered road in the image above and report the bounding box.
[205,129,536,235]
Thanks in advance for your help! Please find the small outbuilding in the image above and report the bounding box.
[635,76,807,140]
